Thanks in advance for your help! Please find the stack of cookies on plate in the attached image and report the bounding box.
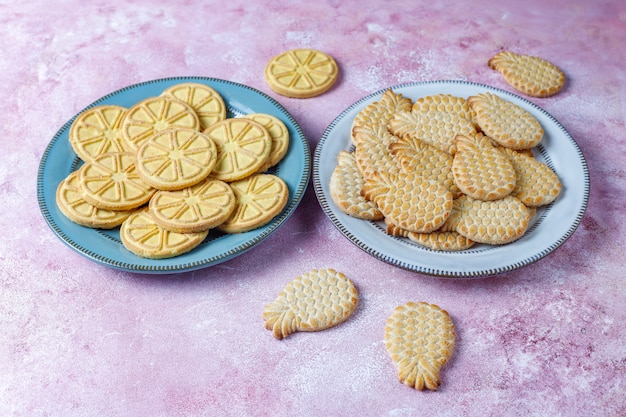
[330,89,562,251]
[56,83,290,259]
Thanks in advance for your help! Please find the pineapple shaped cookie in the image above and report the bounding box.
[263,269,358,339]
[385,302,456,390]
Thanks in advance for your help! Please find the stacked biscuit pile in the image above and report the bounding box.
[56,83,290,259]
[330,89,562,251]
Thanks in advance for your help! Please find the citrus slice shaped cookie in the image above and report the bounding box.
[204,118,272,182]
[265,48,339,98]
[69,105,133,162]
[452,133,517,201]
[120,208,208,259]
[149,178,236,233]
[241,113,290,172]
[56,169,133,229]
[121,96,200,151]
[135,128,218,191]
[467,92,544,150]
[263,268,358,340]
[330,150,383,221]
[502,147,562,207]
[162,82,226,130]
[362,171,453,233]
[80,152,155,211]
[218,174,288,233]
[446,195,531,245]
[385,302,456,391]
[488,50,565,97]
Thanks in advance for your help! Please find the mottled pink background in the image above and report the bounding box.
[1,1,625,416]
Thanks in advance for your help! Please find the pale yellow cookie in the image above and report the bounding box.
[120,208,208,259]
[452,133,517,201]
[218,174,288,233]
[362,171,453,234]
[351,90,412,145]
[241,113,290,172]
[502,147,562,207]
[265,48,339,98]
[263,268,358,340]
[204,118,272,182]
[79,152,155,211]
[149,178,236,233]
[467,92,544,150]
[69,105,132,162]
[446,195,531,245]
[488,50,565,98]
[135,128,218,191]
[385,302,455,391]
[56,169,133,229]
[162,82,226,130]
[329,151,383,221]
[120,95,200,151]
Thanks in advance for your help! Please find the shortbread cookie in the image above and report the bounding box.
[149,178,236,233]
[56,169,133,229]
[452,133,517,201]
[162,82,226,130]
[330,151,383,220]
[204,118,272,182]
[79,152,155,211]
[407,230,475,251]
[218,174,288,233]
[488,50,565,98]
[265,48,339,98]
[263,268,358,340]
[120,208,208,259]
[467,92,543,150]
[502,147,562,207]
[446,195,531,245]
[385,302,455,391]
[389,108,476,155]
[241,113,290,172]
[69,105,132,162]
[135,128,218,191]
[353,123,401,181]
[389,135,461,198]
[121,96,200,151]
[351,90,412,144]
[362,171,453,233]
[412,94,476,125]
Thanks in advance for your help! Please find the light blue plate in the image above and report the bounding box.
[38,77,310,274]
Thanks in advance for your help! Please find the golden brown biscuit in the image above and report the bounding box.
[502,147,562,207]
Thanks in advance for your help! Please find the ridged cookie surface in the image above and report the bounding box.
[263,269,358,340]
[503,147,562,207]
[69,105,132,162]
[351,89,412,145]
[161,82,226,130]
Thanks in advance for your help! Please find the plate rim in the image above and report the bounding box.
[37,76,311,274]
[312,79,590,278]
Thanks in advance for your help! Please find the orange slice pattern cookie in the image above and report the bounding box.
[69,105,132,162]
[162,82,226,130]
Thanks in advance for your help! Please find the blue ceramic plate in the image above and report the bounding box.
[38,77,310,274]
[313,80,589,278]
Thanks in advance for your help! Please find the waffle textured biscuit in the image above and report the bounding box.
[121,96,200,151]
[362,171,452,233]
[330,151,383,221]
[135,128,218,191]
[447,195,531,245]
[263,268,358,340]
[385,302,456,391]
[488,51,565,98]
[265,48,338,98]
[120,208,208,259]
[69,105,132,162]
[353,123,401,182]
[351,90,412,145]
[503,147,562,207]
[408,230,475,251]
[467,92,543,150]
[218,174,288,233]
[241,113,290,172]
[412,94,476,124]
[162,82,226,130]
[56,169,133,229]
[452,133,517,201]
[149,178,236,233]
[80,152,155,211]
[204,118,272,182]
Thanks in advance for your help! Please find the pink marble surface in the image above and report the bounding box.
[1,0,625,415]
